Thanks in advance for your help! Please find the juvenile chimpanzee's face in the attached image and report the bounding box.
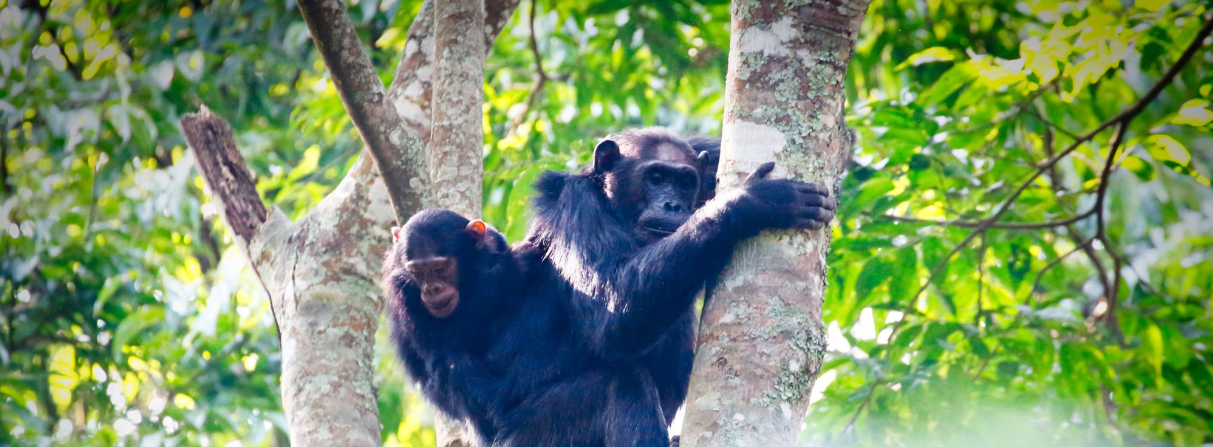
[591,129,703,244]
[390,210,502,318]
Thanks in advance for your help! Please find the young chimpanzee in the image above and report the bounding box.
[385,209,674,447]
[381,209,520,441]
[522,128,837,438]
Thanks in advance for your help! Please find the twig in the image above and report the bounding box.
[1028,236,1096,303]
[877,209,1095,230]
[1094,122,1130,345]
[975,233,985,325]
[506,0,550,137]
[0,137,10,194]
[840,380,881,436]
[1025,108,1082,140]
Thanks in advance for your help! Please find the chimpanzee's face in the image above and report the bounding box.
[591,132,703,244]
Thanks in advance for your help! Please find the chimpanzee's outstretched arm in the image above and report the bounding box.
[535,164,835,358]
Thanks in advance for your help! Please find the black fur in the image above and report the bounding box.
[386,128,836,447]
[385,210,677,447]
[381,210,520,441]
[518,128,836,443]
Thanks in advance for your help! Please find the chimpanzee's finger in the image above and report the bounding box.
[747,162,777,182]
[795,183,831,197]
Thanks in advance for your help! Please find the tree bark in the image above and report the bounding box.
[296,0,431,223]
[180,1,517,445]
[679,1,871,446]
[429,0,487,217]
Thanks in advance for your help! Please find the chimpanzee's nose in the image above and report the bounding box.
[663,201,687,213]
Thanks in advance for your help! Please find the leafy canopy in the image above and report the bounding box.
[1,0,1211,446]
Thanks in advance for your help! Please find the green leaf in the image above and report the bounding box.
[856,256,893,301]
[1144,134,1190,165]
[895,47,956,71]
[850,178,895,209]
[917,63,976,106]
[1120,155,1155,181]
[111,307,165,362]
[1134,0,1171,11]
[93,277,122,316]
[1141,324,1164,381]
[1171,99,1213,127]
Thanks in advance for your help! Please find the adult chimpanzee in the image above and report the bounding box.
[522,128,837,437]
[381,209,521,442]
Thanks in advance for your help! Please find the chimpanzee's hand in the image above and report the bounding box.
[736,162,836,231]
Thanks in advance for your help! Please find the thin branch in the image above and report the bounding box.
[1,137,10,195]
[506,0,549,137]
[296,0,430,223]
[841,380,881,436]
[975,234,985,325]
[877,209,1095,230]
[83,160,102,241]
[1094,122,1130,345]
[971,340,1002,380]
[947,80,1054,137]
[1025,108,1082,140]
[1028,236,1096,303]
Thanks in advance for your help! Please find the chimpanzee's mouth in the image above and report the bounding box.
[643,226,675,236]
[423,293,460,318]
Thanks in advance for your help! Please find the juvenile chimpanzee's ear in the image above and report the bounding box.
[465,220,488,240]
[697,151,710,164]
[391,226,402,241]
[592,139,621,175]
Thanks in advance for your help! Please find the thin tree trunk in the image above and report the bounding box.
[680,1,871,446]
[430,0,487,217]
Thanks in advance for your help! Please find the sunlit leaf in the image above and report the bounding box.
[1171,99,1213,126]
[895,47,956,71]
[1144,134,1191,165]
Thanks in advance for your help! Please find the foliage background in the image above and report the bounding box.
[1,0,1211,446]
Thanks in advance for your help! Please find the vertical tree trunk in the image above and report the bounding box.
[430,0,487,217]
[679,1,870,446]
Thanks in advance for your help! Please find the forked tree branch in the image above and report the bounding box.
[296,0,431,223]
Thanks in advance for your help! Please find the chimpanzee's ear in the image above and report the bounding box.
[465,220,488,240]
[391,226,402,241]
[592,139,621,175]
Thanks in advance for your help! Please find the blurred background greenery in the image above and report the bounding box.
[2,0,1211,445]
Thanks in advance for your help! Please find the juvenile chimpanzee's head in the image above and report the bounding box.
[588,128,703,244]
[384,209,509,319]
